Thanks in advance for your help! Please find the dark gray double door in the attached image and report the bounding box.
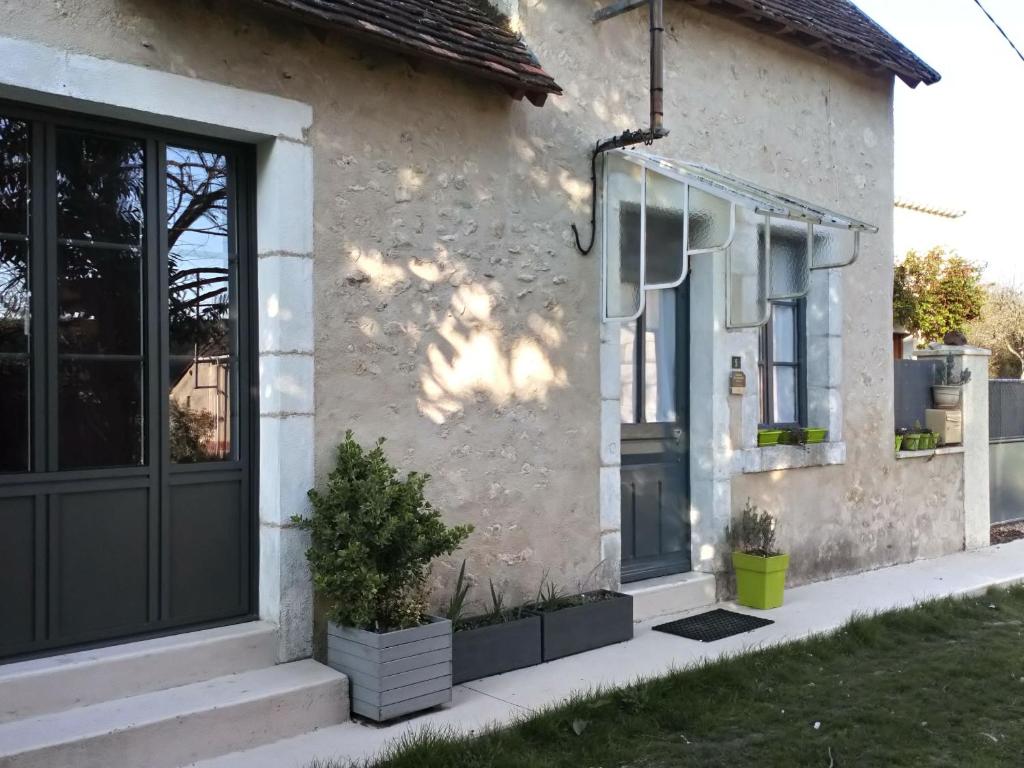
[0,104,256,661]
[620,285,691,583]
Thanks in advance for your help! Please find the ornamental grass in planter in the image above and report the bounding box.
[729,500,789,610]
[294,432,471,722]
[527,580,633,662]
[446,564,542,685]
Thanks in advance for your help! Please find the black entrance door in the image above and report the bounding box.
[619,284,690,583]
[0,104,256,661]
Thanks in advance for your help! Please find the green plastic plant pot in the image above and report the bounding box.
[903,434,921,451]
[895,435,904,452]
[757,430,783,447]
[804,428,828,444]
[732,551,790,610]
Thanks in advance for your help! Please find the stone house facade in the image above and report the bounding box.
[0,0,986,670]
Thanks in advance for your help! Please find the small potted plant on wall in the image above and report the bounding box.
[294,432,472,722]
[933,353,971,409]
[895,427,907,452]
[729,500,789,610]
[446,563,543,685]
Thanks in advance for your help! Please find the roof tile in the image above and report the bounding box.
[249,0,562,105]
[682,0,940,87]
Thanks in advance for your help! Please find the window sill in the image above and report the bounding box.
[896,445,965,460]
[740,441,846,474]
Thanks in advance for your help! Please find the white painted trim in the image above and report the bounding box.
[0,36,311,142]
[0,34,317,663]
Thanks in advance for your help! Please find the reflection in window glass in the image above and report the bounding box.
[55,132,145,468]
[55,130,145,469]
[0,117,31,473]
[167,147,234,463]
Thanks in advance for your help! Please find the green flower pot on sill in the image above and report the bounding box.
[757,429,784,447]
[903,434,922,451]
[804,428,827,445]
[895,435,904,452]
[732,551,790,610]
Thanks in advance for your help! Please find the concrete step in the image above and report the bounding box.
[621,572,717,622]
[0,622,278,723]
[0,659,348,768]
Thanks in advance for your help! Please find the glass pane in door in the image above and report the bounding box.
[643,290,677,423]
[166,147,234,463]
[56,130,145,469]
[0,117,31,472]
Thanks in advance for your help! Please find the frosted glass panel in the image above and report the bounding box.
[812,225,857,269]
[604,154,644,320]
[727,207,768,328]
[768,217,810,299]
[772,304,796,363]
[687,187,732,252]
[644,170,686,288]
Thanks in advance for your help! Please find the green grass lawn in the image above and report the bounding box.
[326,586,1024,768]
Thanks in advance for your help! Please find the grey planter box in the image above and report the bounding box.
[452,613,542,684]
[539,590,633,662]
[326,616,452,722]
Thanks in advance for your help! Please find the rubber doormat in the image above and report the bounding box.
[653,609,773,642]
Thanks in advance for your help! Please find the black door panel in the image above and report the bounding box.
[0,103,256,662]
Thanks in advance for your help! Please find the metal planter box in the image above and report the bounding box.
[452,613,542,684]
[326,616,452,722]
[539,590,633,662]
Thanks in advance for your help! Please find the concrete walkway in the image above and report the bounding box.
[193,539,1024,768]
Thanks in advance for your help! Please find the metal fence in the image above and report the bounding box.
[991,379,1024,525]
[893,359,941,431]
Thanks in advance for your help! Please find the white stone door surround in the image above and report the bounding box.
[0,36,316,662]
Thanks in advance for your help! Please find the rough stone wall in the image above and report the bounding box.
[0,0,953,605]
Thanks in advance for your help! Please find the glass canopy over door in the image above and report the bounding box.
[601,149,876,328]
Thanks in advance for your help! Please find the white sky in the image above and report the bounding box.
[851,0,1024,286]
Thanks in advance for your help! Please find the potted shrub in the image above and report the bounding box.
[757,428,784,447]
[932,353,971,409]
[527,578,633,662]
[447,563,542,684]
[294,432,472,722]
[729,500,789,610]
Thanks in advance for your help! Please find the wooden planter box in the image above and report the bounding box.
[538,590,633,662]
[326,616,452,722]
[452,613,543,684]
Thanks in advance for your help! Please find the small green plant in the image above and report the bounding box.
[486,580,507,622]
[728,499,780,557]
[778,427,809,446]
[294,431,472,632]
[446,560,472,627]
[934,353,972,386]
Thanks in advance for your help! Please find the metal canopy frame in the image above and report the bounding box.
[601,148,877,327]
